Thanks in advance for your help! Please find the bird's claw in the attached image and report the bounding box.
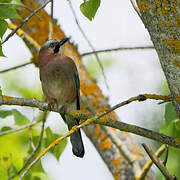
[48,99,57,110]
[60,104,67,114]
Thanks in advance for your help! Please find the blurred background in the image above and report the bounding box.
[0,0,179,180]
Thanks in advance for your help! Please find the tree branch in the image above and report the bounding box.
[1,94,180,150]
[99,119,180,149]
[0,62,32,74]
[0,93,171,118]
[137,144,166,180]
[0,119,40,136]
[2,0,51,44]
[142,143,174,180]
[81,45,154,57]
[0,45,154,74]
[68,0,109,90]
[49,0,54,39]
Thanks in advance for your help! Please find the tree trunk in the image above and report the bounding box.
[136,0,180,118]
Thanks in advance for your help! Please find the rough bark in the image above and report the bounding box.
[136,0,180,118]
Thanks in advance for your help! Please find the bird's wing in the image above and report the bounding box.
[74,70,80,110]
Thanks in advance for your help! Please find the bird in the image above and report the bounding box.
[38,38,85,158]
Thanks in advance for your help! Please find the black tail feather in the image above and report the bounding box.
[68,124,85,158]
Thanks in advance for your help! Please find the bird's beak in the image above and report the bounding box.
[58,37,69,46]
[54,37,69,53]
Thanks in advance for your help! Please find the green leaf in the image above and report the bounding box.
[31,160,44,173]
[0,6,20,19]
[32,176,41,180]
[174,119,180,130]
[0,0,11,3]
[45,127,67,160]
[10,163,18,174]
[164,103,178,126]
[0,109,12,118]
[0,19,8,38]
[12,109,30,125]
[11,0,23,5]
[160,120,180,138]
[1,126,12,131]
[0,130,29,178]
[80,0,100,21]
[24,173,32,180]
[0,86,2,96]
[0,109,30,126]
[0,41,5,57]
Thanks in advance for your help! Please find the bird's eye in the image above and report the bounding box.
[49,43,55,48]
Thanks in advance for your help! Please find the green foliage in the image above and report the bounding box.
[0,108,30,126]
[0,130,29,179]
[0,86,2,95]
[160,102,179,138]
[0,20,8,38]
[157,147,180,180]
[44,127,67,160]
[12,109,30,125]
[0,0,22,56]
[164,103,178,126]
[0,6,20,19]
[80,0,100,21]
[0,41,4,56]
[0,120,67,179]
[1,126,12,131]
[157,102,180,179]
[0,109,12,118]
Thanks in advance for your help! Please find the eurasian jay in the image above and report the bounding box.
[38,38,84,158]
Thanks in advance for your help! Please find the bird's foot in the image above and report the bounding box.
[60,104,67,115]
[48,99,57,110]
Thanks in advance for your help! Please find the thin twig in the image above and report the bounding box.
[0,62,32,74]
[163,145,169,166]
[29,126,36,150]
[0,120,40,136]
[137,144,166,180]
[2,0,51,44]
[9,111,48,180]
[0,3,41,20]
[68,0,109,90]
[81,45,154,56]
[142,143,174,180]
[130,0,142,18]
[49,0,53,39]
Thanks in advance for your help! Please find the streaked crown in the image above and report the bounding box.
[43,38,60,49]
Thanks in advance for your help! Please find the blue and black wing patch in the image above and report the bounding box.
[74,71,80,110]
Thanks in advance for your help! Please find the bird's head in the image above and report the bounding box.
[42,37,69,54]
[38,38,69,67]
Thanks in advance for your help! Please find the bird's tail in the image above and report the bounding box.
[67,123,85,158]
